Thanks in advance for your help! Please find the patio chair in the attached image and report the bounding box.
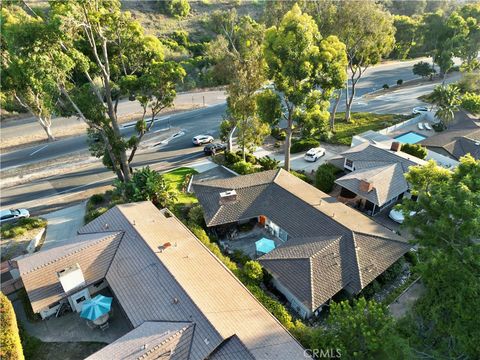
[100,322,109,331]
[424,122,432,130]
[86,320,96,329]
[417,122,424,130]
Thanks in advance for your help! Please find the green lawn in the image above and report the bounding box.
[163,167,199,205]
[329,112,412,145]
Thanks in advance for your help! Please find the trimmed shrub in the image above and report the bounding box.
[90,194,104,205]
[231,161,256,175]
[383,84,389,89]
[290,138,320,153]
[224,151,241,165]
[401,143,427,159]
[257,156,280,170]
[397,79,403,85]
[315,164,337,193]
[84,207,108,223]
[235,151,257,164]
[231,249,251,266]
[271,127,286,141]
[187,205,205,226]
[432,122,446,132]
[461,92,480,115]
[0,292,24,360]
[290,170,311,184]
[243,261,263,283]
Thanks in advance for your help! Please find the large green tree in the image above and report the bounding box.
[1,5,75,141]
[263,4,346,171]
[325,0,395,122]
[392,15,421,59]
[49,0,184,182]
[430,84,461,127]
[309,298,412,359]
[401,156,480,359]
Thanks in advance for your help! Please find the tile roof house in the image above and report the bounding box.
[419,115,480,160]
[17,202,306,360]
[193,169,410,318]
[333,142,426,215]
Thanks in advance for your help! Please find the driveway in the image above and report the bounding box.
[254,143,349,174]
[42,202,86,251]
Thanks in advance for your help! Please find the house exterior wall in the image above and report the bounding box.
[271,278,312,319]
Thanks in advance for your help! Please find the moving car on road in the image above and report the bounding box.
[388,208,416,224]
[204,143,226,155]
[0,208,30,225]
[192,135,214,146]
[304,147,326,162]
[412,106,429,115]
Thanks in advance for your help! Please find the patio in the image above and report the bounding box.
[12,288,132,344]
[220,224,284,259]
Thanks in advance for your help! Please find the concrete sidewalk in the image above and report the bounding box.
[42,202,87,251]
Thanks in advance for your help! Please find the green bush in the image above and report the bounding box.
[84,207,108,223]
[170,30,189,47]
[397,79,403,85]
[432,122,446,132]
[461,92,480,115]
[401,143,427,159]
[0,292,24,360]
[290,170,311,184]
[0,218,46,239]
[235,151,256,164]
[224,151,242,165]
[257,156,280,170]
[187,205,205,226]
[231,161,256,175]
[90,194,104,205]
[291,138,320,153]
[271,127,286,141]
[243,261,263,284]
[404,250,419,267]
[161,0,190,18]
[231,249,251,266]
[360,279,382,299]
[383,84,389,89]
[315,164,337,193]
[378,257,405,285]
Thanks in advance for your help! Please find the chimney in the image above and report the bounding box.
[359,180,374,193]
[390,141,401,152]
[219,190,237,205]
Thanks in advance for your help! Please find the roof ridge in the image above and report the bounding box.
[20,231,123,275]
[350,234,364,290]
[353,230,408,244]
[139,323,193,359]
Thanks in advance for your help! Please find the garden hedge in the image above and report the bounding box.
[0,292,24,360]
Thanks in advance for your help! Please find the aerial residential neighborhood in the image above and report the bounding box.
[0,1,478,360]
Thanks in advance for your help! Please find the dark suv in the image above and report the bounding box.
[204,143,226,155]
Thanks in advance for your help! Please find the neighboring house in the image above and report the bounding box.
[419,115,480,161]
[193,169,410,319]
[16,202,306,360]
[334,142,426,215]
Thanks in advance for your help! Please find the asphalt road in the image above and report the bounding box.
[0,58,437,212]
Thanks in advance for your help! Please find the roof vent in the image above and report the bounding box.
[172,297,179,304]
[204,338,210,345]
[142,344,148,350]
[359,180,374,193]
[158,242,172,252]
[219,189,237,205]
[104,223,109,229]
[390,141,401,152]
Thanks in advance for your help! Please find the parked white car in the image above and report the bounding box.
[192,135,214,146]
[0,208,30,225]
[412,106,429,115]
[388,208,416,224]
[304,147,326,162]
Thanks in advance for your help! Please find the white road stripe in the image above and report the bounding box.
[29,145,49,156]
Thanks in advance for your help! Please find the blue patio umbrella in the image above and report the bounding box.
[80,295,112,321]
[255,237,276,255]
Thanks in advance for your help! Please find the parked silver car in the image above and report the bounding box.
[0,208,30,225]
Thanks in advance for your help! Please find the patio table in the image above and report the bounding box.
[92,313,109,326]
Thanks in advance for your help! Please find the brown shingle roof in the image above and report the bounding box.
[193,170,410,311]
[86,321,195,360]
[79,203,306,360]
[17,232,123,313]
[334,163,409,206]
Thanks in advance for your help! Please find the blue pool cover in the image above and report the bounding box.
[394,131,427,144]
[255,238,276,254]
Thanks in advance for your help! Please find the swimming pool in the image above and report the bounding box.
[394,131,427,144]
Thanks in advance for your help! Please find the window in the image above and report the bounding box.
[75,296,86,304]
[345,159,354,169]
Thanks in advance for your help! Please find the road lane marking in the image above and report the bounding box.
[29,145,49,156]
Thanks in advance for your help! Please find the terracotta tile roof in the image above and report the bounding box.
[17,232,123,313]
[193,170,410,312]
